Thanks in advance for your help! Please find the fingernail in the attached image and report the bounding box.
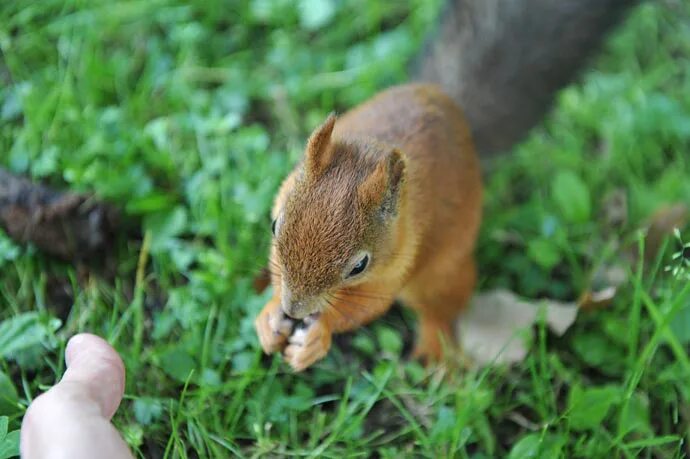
[65,334,89,366]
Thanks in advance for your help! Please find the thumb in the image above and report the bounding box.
[21,333,133,459]
[62,333,126,419]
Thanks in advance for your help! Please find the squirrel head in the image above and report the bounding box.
[271,114,406,319]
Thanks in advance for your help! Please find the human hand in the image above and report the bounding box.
[20,333,133,459]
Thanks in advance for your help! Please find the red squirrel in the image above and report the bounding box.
[255,0,637,371]
[255,85,481,371]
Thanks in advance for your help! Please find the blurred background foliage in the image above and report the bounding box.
[1,0,689,457]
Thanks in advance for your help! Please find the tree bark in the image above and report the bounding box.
[0,167,121,261]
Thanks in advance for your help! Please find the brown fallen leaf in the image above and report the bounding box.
[457,289,578,366]
[578,286,617,311]
[642,203,688,264]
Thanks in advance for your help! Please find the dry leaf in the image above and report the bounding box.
[457,289,578,366]
[643,203,688,264]
[578,286,617,311]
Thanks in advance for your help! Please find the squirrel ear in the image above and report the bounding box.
[386,149,405,195]
[304,113,337,178]
[358,149,406,214]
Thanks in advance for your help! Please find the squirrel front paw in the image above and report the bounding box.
[255,300,295,354]
[283,316,332,372]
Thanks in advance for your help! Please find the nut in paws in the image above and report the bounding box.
[283,319,332,372]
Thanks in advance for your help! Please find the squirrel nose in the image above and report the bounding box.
[280,288,305,319]
[283,299,307,319]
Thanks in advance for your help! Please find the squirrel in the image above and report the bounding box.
[256,86,481,370]
[255,0,638,371]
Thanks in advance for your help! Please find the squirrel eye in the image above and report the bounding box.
[348,254,369,278]
[271,219,277,236]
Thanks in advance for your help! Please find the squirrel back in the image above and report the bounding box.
[414,0,639,159]
[334,83,482,268]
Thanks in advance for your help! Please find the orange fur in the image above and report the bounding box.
[255,83,482,371]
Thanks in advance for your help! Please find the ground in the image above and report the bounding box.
[1,0,689,457]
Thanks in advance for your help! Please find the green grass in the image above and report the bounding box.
[1,0,690,457]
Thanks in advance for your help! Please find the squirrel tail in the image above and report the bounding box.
[413,0,639,159]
